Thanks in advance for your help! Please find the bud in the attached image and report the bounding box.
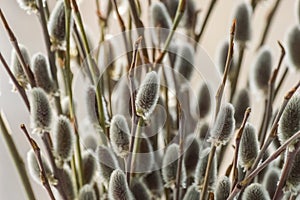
[216,40,235,74]
[109,115,130,158]
[83,134,98,152]
[285,25,300,71]
[17,0,37,13]
[108,169,134,200]
[10,44,31,88]
[135,71,160,119]
[195,148,217,190]
[278,95,300,147]
[215,176,231,200]
[183,185,200,200]
[141,164,164,197]
[53,115,75,166]
[162,0,178,19]
[30,88,52,134]
[197,83,211,118]
[251,47,272,92]
[61,97,70,117]
[233,89,250,127]
[82,150,97,184]
[78,184,96,200]
[263,168,280,198]
[239,123,259,171]
[150,2,172,29]
[48,0,66,50]
[285,150,300,193]
[184,135,200,177]
[27,149,53,185]
[233,2,252,43]
[130,178,151,200]
[86,86,98,124]
[209,103,235,146]
[96,145,120,184]
[61,165,75,200]
[242,183,270,200]
[174,43,195,81]
[32,53,54,94]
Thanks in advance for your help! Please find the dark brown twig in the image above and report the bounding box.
[20,124,56,200]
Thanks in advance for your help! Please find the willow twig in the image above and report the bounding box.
[274,66,289,100]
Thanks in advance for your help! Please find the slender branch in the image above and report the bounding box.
[227,129,300,200]
[256,0,282,49]
[259,41,285,148]
[0,113,36,200]
[0,9,36,87]
[272,143,300,200]
[194,0,218,46]
[274,66,289,100]
[20,124,56,200]
[0,52,30,111]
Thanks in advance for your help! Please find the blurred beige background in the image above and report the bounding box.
[0,0,298,199]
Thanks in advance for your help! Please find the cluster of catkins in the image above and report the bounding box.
[1,0,300,199]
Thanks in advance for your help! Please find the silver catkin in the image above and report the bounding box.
[263,168,280,198]
[209,103,235,146]
[162,143,179,187]
[86,86,98,124]
[184,135,200,177]
[194,148,217,191]
[150,2,172,30]
[242,183,270,200]
[48,0,66,50]
[216,40,235,74]
[233,2,252,43]
[278,95,300,146]
[17,0,37,12]
[233,89,250,127]
[130,178,151,200]
[60,165,75,200]
[285,25,300,71]
[215,176,231,200]
[27,149,53,185]
[285,150,300,193]
[174,43,195,81]
[251,47,273,92]
[30,88,52,133]
[238,123,259,171]
[78,184,97,200]
[135,71,160,119]
[82,150,97,184]
[96,145,120,184]
[10,44,31,88]
[108,169,134,200]
[32,53,54,94]
[183,185,200,200]
[141,164,164,197]
[109,114,130,158]
[53,115,75,165]
[197,83,211,119]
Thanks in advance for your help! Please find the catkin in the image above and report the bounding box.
[108,169,134,200]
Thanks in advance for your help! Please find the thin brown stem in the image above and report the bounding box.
[274,66,289,100]
[0,52,30,111]
[20,124,56,200]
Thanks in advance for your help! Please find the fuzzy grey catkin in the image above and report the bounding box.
[48,0,66,50]
[197,83,211,118]
[130,178,151,200]
[209,103,235,146]
[162,143,180,187]
[263,168,280,198]
[162,0,179,19]
[53,115,75,165]
[30,88,52,133]
[86,86,98,124]
[233,89,250,127]
[216,40,235,75]
[83,134,98,151]
[251,47,273,92]
[32,53,54,94]
[184,135,200,177]
[78,184,97,200]
[61,165,75,200]
[285,25,300,71]
[239,123,259,170]
[109,114,130,158]
[135,71,160,119]
[108,169,134,200]
[183,185,200,200]
[215,176,231,200]
[233,2,252,43]
[150,2,172,30]
[194,148,217,190]
[141,165,164,197]
[242,183,270,200]
[17,0,37,12]
[82,150,97,184]
[96,145,120,184]
[10,44,31,88]
[61,97,70,117]
[27,149,53,185]
[285,150,300,193]
[278,95,300,146]
[174,43,195,81]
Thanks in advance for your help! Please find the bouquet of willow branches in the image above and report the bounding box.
[0,0,300,199]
